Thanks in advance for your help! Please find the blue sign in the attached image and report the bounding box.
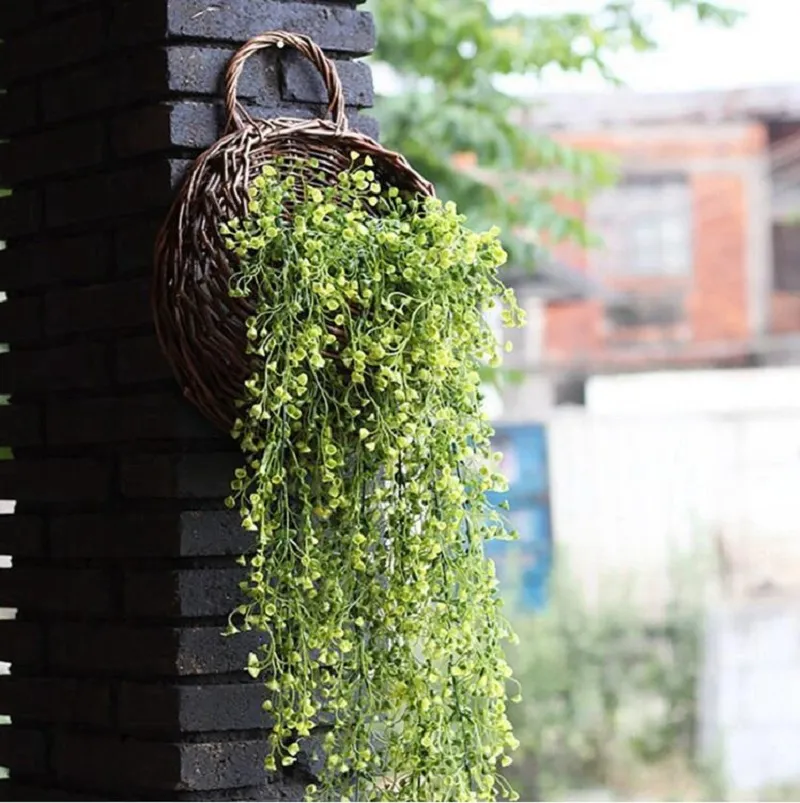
[485,424,553,611]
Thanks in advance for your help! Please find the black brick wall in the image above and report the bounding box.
[0,0,374,798]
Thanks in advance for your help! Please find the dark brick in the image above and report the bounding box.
[112,102,214,157]
[116,334,173,384]
[0,296,43,344]
[282,53,373,108]
[177,626,262,675]
[124,568,244,617]
[5,9,105,83]
[50,510,251,560]
[112,0,373,53]
[0,458,111,503]
[294,731,328,782]
[1,1,376,798]
[53,733,181,791]
[0,233,110,291]
[119,682,270,734]
[114,219,162,278]
[49,622,261,675]
[109,0,168,48]
[50,623,179,675]
[165,1,374,55]
[121,454,182,498]
[115,100,377,156]
[0,85,39,137]
[166,44,281,103]
[39,47,174,124]
[0,567,115,615]
[0,190,42,239]
[0,5,38,36]
[40,0,95,14]
[0,677,111,727]
[42,61,114,124]
[0,404,43,448]
[45,278,150,335]
[351,111,379,140]
[179,510,251,556]
[46,393,214,445]
[0,620,45,667]
[161,45,371,108]
[180,740,268,791]
[0,727,47,775]
[45,160,190,229]
[0,782,99,802]
[52,735,300,795]
[113,101,276,155]
[121,452,240,499]
[117,46,173,105]
[0,120,106,185]
[0,343,110,394]
[177,452,243,497]
[174,782,309,802]
[119,454,178,498]
[51,512,179,560]
[0,515,45,558]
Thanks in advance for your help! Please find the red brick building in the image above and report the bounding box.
[520,87,800,373]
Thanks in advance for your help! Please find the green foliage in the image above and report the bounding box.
[369,0,741,266]
[222,156,525,801]
[504,555,708,801]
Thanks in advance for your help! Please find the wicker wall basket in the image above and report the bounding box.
[152,31,434,432]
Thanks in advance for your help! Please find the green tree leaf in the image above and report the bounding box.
[370,0,741,271]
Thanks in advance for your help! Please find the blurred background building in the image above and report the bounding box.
[477,17,800,795]
[369,0,800,796]
[493,82,800,598]
[501,86,800,418]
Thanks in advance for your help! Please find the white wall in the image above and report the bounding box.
[545,367,800,793]
[701,599,800,794]
[587,366,800,415]
[548,367,800,609]
[548,410,731,609]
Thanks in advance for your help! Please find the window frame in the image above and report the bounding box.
[587,173,694,279]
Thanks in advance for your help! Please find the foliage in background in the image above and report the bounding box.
[369,0,741,268]
[504,550,713,801]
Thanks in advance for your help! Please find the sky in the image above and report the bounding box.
[494,0,799,94]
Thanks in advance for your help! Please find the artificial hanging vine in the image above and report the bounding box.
[222,154,525,802]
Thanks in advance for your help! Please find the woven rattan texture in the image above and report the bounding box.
[153,31,434,431]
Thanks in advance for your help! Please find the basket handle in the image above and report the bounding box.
[224,31,348,132]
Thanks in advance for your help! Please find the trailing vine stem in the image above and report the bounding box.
[222,154,524,801]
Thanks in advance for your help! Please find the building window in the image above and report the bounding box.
[588,175,693,277]
[605,291,686,329]
[773,223,800,293]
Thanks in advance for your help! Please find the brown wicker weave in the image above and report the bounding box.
[152,31,435,432]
